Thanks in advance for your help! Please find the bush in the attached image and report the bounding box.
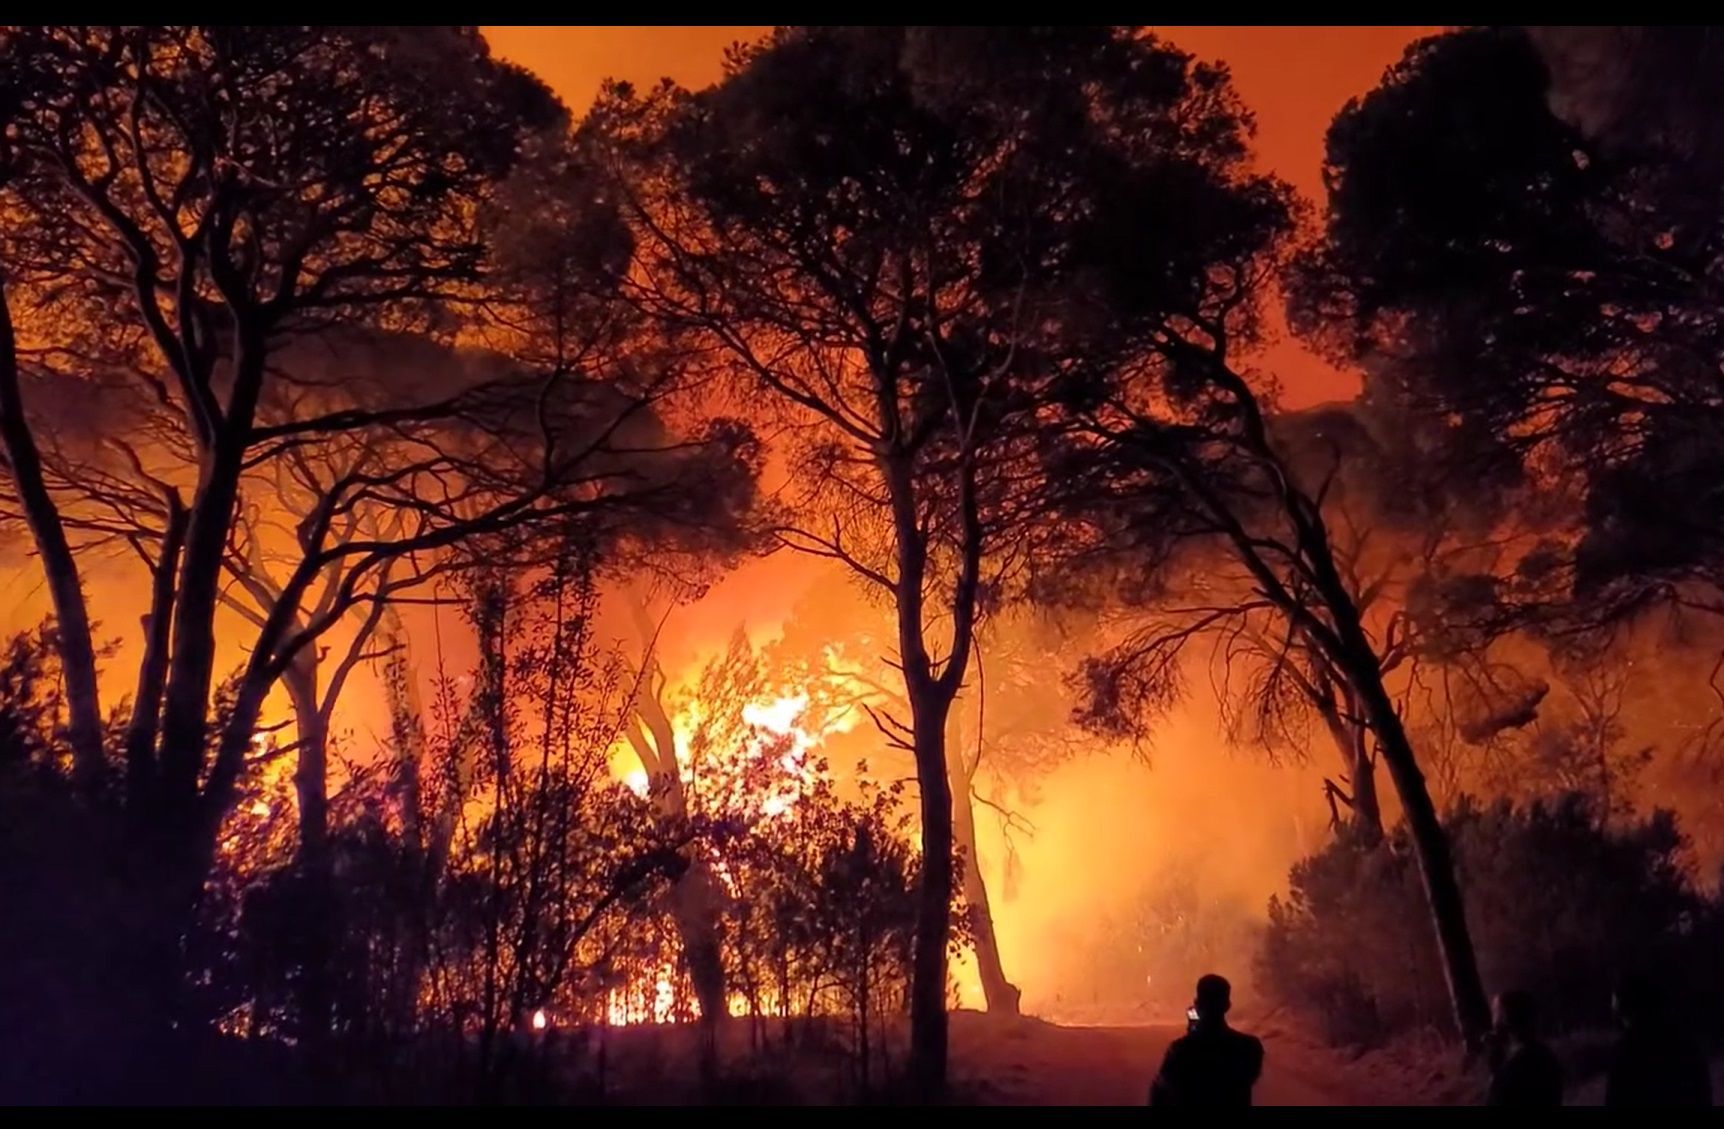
[1257,794,1709,1046]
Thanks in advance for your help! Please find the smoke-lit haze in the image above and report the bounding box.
[474,26,1434,1018]
[0,26,1439,1022]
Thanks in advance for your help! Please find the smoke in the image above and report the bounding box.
[967,670,1332,1021]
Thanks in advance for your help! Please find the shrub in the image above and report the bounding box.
[1258,794,1707,1046]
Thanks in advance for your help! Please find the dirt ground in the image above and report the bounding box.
[948,1012,1416,1106]
[582,1009,1459,1104]
[946,1013,1724,1107]
[568,1008,1723,1105]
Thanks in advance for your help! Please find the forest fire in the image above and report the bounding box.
[3,22,1724,1110]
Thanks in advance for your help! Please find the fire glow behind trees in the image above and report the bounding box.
[3,24,1723,1108]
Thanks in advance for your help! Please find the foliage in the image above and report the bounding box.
[178,571,955,1100]
[1258,795,1707,1046]
[1301,26,1724,621]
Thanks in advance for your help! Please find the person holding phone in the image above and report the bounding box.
[1149,974,1265,1106]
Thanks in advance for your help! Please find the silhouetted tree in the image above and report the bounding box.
[1025,73,1501,1040]
[0,25,756,1041]
[591,25,1278,1092]
[1098,404,1550,845]
[754,579,1040,1015]
[0,272,104,783]
[1300,27,1724,630]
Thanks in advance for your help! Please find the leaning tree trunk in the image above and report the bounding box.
[1191,367,1488,1049]
[1344,649,1490,1048]
[945,710,1020,1015]
[124,505,186,812]
[157,331,267,835]
[0,281,105,785]
[626,672,728,1030]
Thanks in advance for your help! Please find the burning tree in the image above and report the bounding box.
[588,26,1281,1092]
[763,573,1088,1016]
[614,597,741,1042]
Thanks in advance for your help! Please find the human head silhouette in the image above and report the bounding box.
[1193,973,1232,1024]
[1493,990,1539,1042]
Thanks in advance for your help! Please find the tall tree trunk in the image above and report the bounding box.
[0,278,104,785]
[156,452,243,810]
[1346,722,1384,842]
[124,504,187,812]
[283,653,334,1052]
[907,681,955,1100]
[380,608,427,843]
[158,331,267,824]
[945,709,1020,1015]
[1345,649,1490,1048]
[881,443,976,1101]
[666,858,728,1024]
[283,654,330,867]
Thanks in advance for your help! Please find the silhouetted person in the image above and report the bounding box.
[1605,972,1712,1108]
[1486,990,1563,1107]
[1149,974,1264,1107]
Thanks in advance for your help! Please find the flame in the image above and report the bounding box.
[602,690,834,1024]
[606,968,678,1025]
[531,1007,548,1031]
[742,692,809,737]
[949,953,984,1010]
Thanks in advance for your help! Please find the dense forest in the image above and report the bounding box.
[2,25,1723,1105]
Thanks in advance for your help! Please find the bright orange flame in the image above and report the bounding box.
[741,692,809,737]
[531,1008,548,1031]
[950,953,984,1011]
[606,967,678,1025]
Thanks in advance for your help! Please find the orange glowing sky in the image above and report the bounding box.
[483,26,1440,405]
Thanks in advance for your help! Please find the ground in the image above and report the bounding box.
[949,1012,1416,1106]
[583,1008,1460,1105]
[558,1009,1723,1105]
[950,1013,1724,1107]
